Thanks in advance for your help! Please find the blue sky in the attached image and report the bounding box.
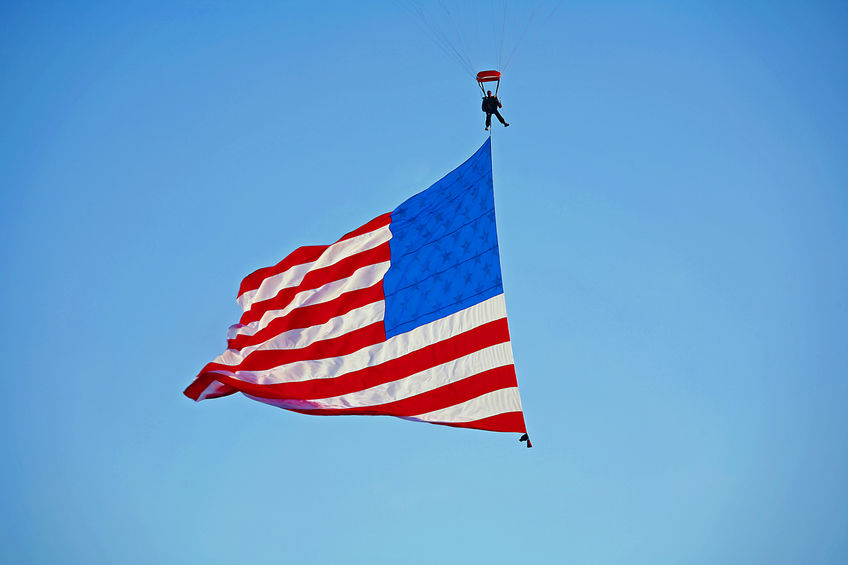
[2,2,847,563]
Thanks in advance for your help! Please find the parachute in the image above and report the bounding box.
[476,69,502,96]
[407,1,562,93]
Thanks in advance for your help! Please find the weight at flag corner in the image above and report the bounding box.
[185,139,532,448]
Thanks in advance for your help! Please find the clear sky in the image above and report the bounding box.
[2,2,847,564]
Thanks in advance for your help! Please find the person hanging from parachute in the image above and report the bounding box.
[482,90,509,131]
[477,70,509,131]
[411,3,563,132]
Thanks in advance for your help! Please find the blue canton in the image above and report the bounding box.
[383,139,504,339]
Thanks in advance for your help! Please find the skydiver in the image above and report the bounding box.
[482,90,509,131]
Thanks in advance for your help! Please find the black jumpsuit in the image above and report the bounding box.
[482,95,507,127]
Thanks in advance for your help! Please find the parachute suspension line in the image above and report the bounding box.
[407,2,451,69]
[499,0,508,70]
[423,0,470,75]
[470,3,489,76]
[437,0,476,77]
[489,0,498,68]
[502,0,542,71]
[476,70,501,98]
[408,1,476,78]
[503,0,563,71]
[429,10,475,77]
[477,78,499,97]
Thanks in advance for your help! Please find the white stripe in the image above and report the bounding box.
[238,261,315,311]
[214,294,508,384]
[246,342,513,410]
[237,225,392,312]
[227,261,390,340]
[214,301,385,366]
[405,387,523,423]
[196,380,232,401]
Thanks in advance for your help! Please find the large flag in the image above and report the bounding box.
[185,139,530,445]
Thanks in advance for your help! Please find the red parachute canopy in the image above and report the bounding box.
[476,70,501,83]
[476,70,502,95]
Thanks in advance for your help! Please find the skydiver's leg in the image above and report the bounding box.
[493,109,506,124]
[486,113,492,128]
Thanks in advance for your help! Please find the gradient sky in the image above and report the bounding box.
[2,2,847,564]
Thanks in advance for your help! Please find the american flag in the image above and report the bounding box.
[185,139,530,445]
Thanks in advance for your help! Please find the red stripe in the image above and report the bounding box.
[287,365,518,417]
[184,377,237,401]
[339,213,391,241]
[239,242,390,325]
[203,321,386,373]
[237,213,391,299]
[201,386,238,400]
[265,408,526,434]
[204,318,510,401]
[238,246,326,299]
[227,282,384,352]
[428,411,527,433]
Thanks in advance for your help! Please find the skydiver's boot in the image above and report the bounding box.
[505,123,510,127]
